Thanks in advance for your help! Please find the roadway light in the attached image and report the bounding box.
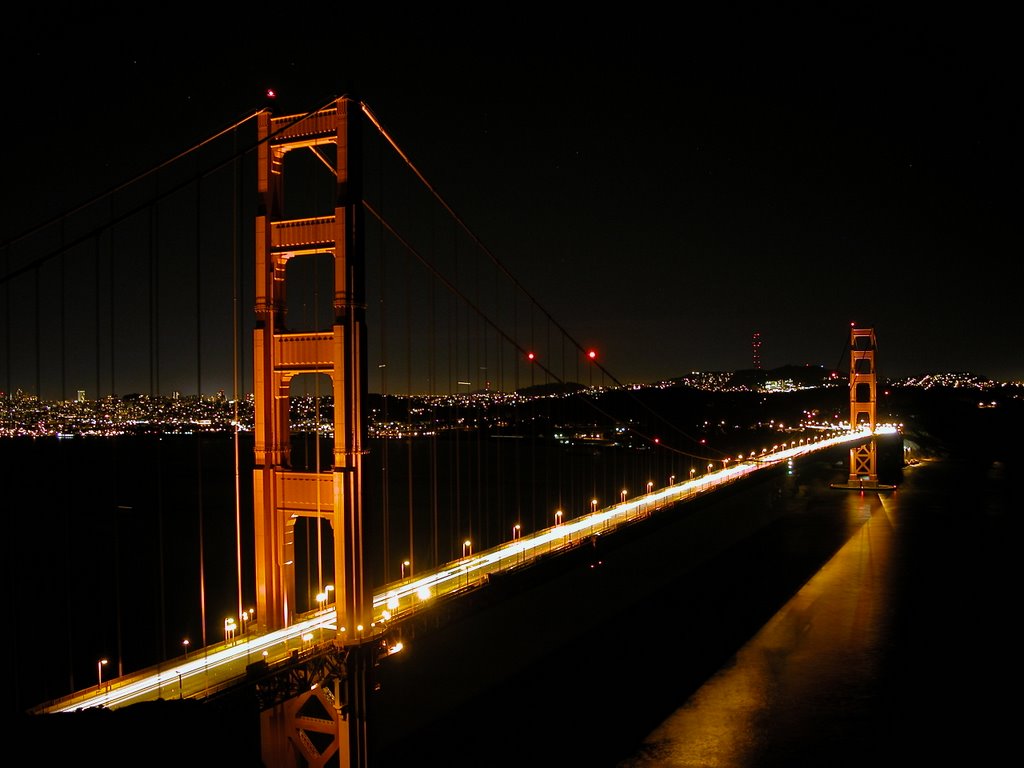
[97,658,108,688]
[555,510,563,526]
[463,539,472,558]
[182,639,189,659]
[591,499,598,515]
[621,489,627,504]
[646,481,653,495]
[513,524,521,541]
[325,585,334,604]
[401,560,410,579]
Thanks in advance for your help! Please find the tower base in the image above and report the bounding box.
[830,480,896,491]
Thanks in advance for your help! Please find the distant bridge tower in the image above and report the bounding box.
[846,325,878,486]
[752,332,762,369]
[252,96,373,767]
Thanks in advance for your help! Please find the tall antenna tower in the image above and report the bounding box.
[752,332,762,369]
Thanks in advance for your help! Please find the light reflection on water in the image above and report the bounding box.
[618,489,894,768]
[616,452,1020,768]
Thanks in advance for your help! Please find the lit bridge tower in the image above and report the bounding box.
[846,326,878,485]
[831,325,893,492]
[252,96,373,767]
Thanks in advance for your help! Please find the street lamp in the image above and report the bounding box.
[512,524,523,564]
[182,639,189,659]
[463,539,472,558]
[97,658,108,688]
[324,586,334,605]
[620,489,627,504]
[591,498,598,515]
[646,481,653,495]
[224,617,236,642]
[669,475,675,486]
[401,560,410,579]
[555,510,563,526]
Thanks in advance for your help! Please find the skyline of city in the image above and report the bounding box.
[3,368,1018,443]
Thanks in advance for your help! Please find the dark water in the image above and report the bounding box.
[372,403,1023,768]
[2,427,703,716]
[5,395,1021,768]
[612,455,1021,767]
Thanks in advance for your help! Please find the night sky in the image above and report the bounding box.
[2,8,1019,394]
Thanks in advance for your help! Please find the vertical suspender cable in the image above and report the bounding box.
[198,435,206,650]
[379,223,390,582]
[405,236,413,581]
[60,222,65,401]
[110,201,116,397]
[94,234,101,407]
[3,246,8,396]
[229,124,240,626]
[452,230,460,559]
[34,267,40,398]
[430,263,438,568]
[149,185,158,396]
[196,170,203,396]
[153,183,166,661]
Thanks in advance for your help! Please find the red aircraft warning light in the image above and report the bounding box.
[587,350,597,360]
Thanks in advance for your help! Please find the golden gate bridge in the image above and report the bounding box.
[2,96,893,766]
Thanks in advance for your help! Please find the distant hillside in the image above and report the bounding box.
[725,365,840,390]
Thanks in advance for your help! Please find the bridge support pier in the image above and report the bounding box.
[260,687,348,767]
[255,639,376,767]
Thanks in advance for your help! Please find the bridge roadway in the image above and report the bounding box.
[30,427,882,716]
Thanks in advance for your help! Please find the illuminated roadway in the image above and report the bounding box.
[31,426,891,715]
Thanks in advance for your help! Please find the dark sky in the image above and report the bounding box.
[2,8,1019,394]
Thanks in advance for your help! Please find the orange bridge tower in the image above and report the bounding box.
[251,96,373,767]
[831,325,894,492]
[847,326,879,485]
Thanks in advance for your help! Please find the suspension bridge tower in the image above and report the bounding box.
[252,96,374,767]
[832,325,893,491]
